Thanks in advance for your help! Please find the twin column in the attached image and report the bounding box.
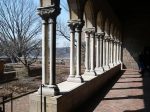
[84,29,105,75]
[37,5,61,96]
[67,20,84,83]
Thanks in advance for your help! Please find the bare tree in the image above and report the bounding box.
[0,0,41,76]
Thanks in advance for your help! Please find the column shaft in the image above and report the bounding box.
[104,37,110,71]
[67,21,76,81]
[95,32,105,74]
[96,36,100,68]
[76,31,81,77]
[90,28,96,75]
[85,32,90,72]
[119,42,122,63]
[42,20,49,85]
[116,41,119,64]
[109,39,114,68]
[103,38,106,68]
[74,20,84,82]
[70,31,75,76]
[113,40,117,65]
[100,36,104,68]
[49,18,56,86]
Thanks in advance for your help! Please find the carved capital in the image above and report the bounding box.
[37,5,61,20]
[104,36,111,41]
[67,20,77,33]
[110,38,114,41]
[96,32,105,39]
[84,27,95,35]
[75,19,85,32]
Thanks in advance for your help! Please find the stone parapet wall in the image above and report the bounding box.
[29,64,121,112]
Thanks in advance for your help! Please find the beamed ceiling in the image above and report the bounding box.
[107,0,150,22]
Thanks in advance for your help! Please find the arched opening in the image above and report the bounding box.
[96,11,104,33]
[104,19,110,36]
[84,0,95,28]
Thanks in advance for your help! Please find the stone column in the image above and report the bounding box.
[74,20,84,82]
[103,37,106,70]
[116,40,119,64]
[103,36,110,71]
[109,38,114,68]
[113,39,117,66]
[84,29,90,75]
[95,33,100,74]
[95,32,105,74]
[89,28,96,76]
[41,20,49,85]
[37,5,60,96]
[119,41,122,63]
[100,32,105,72]
[67,20,76,81]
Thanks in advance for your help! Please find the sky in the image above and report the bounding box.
[34,0,70,48]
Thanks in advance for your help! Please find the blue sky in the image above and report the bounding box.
[57,0,70,47]
[35,0,70,48]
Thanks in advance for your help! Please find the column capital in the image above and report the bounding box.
[110,38,114,41]
[104,36,111,41]
[75,19,85,32]
[84,27,95,34]
[37,5,61,20]
[67,20,78,33]
[96,32,105,39]
[114,38,119,43]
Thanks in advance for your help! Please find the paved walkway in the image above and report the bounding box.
[76,71,150,112]
[5,95,29,112]
[3,70,150,112]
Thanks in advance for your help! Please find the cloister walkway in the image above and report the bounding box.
[4,70,150,112]
[76,70,150,112]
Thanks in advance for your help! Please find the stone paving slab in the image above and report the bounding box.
[93,71,149,112]
[5,95,29,112]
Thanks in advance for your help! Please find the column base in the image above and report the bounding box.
[90,70,97,76]
[103,65,110,71]
[67,76,83,83]
[74,76,84,83]
[67,75,75,82]
[38,84,59,96]
[117,61,120,64]
[84,70,91,75]
[95,67,104,75]
[113,62,117,66]
[109,63,114,68]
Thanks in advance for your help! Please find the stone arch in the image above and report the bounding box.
[104,18,110,36]
[110,23,114,38]
[83,0,95,28]
[96,11,104,33]
[67,0,79,20]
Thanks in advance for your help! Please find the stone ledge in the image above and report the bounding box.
[29,64,121,112]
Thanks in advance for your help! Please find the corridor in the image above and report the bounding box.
[77,70,150,112]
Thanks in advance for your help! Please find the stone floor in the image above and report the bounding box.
[3,70,150,112]
[76,70,150,112]
[5,95,29,112]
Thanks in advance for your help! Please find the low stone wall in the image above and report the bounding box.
[29,64,121,112]
[0,71,16,83]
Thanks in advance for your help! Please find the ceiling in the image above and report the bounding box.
[107,0,150,22]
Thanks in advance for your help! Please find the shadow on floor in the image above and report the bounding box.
[74,71,125,112]
[75,70,150,112]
